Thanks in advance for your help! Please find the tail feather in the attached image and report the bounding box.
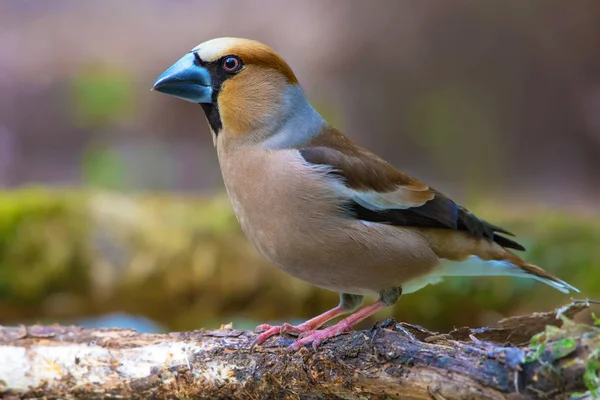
[408,255,580,294]
[518,261,580,294]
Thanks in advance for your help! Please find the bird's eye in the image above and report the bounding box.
[222,56,242,73]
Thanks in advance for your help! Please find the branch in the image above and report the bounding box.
[1,302,598,399]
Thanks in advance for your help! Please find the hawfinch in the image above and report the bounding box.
[153,37,578,350]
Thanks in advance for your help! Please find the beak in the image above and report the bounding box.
[152,52,213,103]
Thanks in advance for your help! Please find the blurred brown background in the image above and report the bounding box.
[0,0,598,334]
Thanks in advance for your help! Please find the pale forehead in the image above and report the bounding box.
[192,37,256,62]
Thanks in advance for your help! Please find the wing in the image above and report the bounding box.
[299,127,525,251]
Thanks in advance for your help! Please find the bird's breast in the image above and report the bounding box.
[217,146,343,258]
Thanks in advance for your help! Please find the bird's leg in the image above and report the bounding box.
[287,301,385,351]
[253,307,343,345]
[253,293,363,346]
[289,287,402,351]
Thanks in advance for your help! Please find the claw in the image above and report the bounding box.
[285,343,296,353]
[281,322,302,334]
[297,329,314,340]
[312,338,323,351]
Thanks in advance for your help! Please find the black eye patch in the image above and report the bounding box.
[195,55,243,136]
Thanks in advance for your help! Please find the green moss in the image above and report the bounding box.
[593,313,600,326]
[525,342,546,363]
[525,312,600,397]
[553,337,577,359]
[0,189,90,303]
[583,364,600,397]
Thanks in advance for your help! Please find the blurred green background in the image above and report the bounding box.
[0,0,598,334]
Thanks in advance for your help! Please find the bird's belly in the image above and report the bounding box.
[219,148,440,293]
[250,217,440,294]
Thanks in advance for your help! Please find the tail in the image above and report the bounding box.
[420,229,580,295]
[434,254,580,294]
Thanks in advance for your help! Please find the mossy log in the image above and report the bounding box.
[0,302,598,399]
[0,189,599,333]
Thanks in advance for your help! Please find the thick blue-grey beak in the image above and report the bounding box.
[152,52,213,103]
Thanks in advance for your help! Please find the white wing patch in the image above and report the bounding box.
[329,184,432,211]
[351,189,429,210]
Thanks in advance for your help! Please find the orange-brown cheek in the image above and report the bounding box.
[218,67,287,135]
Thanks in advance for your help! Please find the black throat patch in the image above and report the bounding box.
[200,103,222,134]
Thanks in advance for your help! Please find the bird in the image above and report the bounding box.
[152,37,579,351]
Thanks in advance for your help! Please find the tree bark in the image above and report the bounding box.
[1,302,598,399]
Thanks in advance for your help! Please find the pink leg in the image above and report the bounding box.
[253,305,347,347]
[289,300,387,351]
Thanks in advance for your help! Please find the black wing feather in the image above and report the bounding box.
[346,194,525,252]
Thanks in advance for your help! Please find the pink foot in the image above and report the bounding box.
[251,305,348,348]
[252,322,319,347]
[288,321,353,351]
[287,300,388,352]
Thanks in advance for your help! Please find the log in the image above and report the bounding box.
[1,302,598,399]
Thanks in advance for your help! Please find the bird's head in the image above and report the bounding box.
[153,37,324,147]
